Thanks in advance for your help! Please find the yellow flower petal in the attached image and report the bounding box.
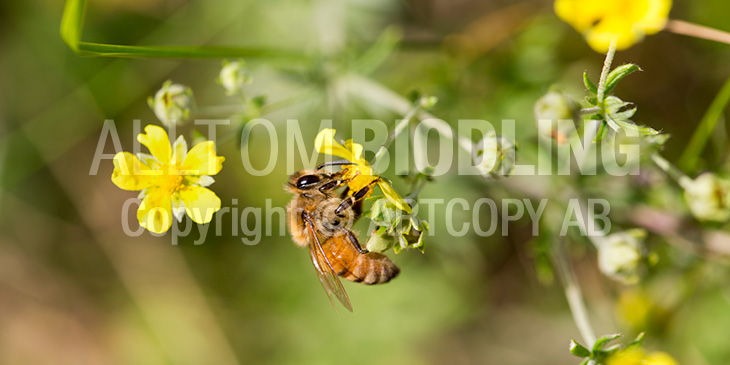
[137,188,173,233]
[137,125,171,164]
[314,128,355,161]
[171,135,188,166]
[639,0,672,34]
[606,348,645,365]
[347,175,378,194]
[555,0,604,32]
[586,17,641,52]
[136,153,163,170]
[112,152,155,191]
[644,352,678,365]
[555,0,671,52]
[344,139,365,161]
[378,181,412,213]
[180,141,224,175]
[180,186,221,224]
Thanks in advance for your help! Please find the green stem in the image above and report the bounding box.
[74,42,302,60]
[651,153,693,190]
[553,239,597,347]
[345,73,475,153]
[371,103,421,167]
[678,75,730,172]
[214,92,311,146]
[596,40,617,104]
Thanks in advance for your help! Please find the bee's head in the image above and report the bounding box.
[286,170,329,193]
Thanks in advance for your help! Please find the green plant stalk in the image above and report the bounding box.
[371,103,421,167]
[73,43,303,59]
[678,75,730,172]
[651,153,693,190]
[554,42,619,350]
[345,74,475,154]
[596,40,618,105]
[553,239,597,348]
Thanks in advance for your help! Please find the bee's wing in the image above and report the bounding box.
[305,219,353,312]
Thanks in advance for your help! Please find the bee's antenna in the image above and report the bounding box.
[316,160,357,170]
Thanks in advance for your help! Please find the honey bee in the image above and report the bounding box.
[285,162,400,311]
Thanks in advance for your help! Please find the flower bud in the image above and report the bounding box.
[472,132,516,178]
[366,229,397,253]
[683,173,730,222]
[533,91,578,144]
[597,229,646,284]
[218,60,251,96]
[147,80,194,127]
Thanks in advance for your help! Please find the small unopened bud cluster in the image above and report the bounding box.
[683,172,730,223]
[147,80,194,127]
[472,132,516,178]
[597,229,646,284]
[218,60,251,96]
[365,198,428,254]
[533,91,578,144]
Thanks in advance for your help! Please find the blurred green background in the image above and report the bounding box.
[2,0,730,364]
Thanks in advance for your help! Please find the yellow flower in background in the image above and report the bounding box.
[112,125,225,233]
[615,289,653,331]
[644,352,679,365]
[314,129,412,213]
[606,348,678,365]
[555,0,672,52]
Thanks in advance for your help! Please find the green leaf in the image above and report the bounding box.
[679,75,730,172]
[604,64,642,95]
[628,332,646,348]
[59,0,305,60]
[570,339,591,358]
[611,106,636,121]
[75,43,302,59]
[585,95,598,106]
[603,96,637,122]
[593,121,609,143]
[583,72,598,95]
[602,344,621,354]
[352,26,402,75]
[60,0,85,52]
[592,333,622,352]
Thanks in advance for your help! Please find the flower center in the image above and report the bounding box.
[155,168,184,193]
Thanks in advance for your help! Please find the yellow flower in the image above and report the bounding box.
[615,289,653,331]
[555,0,672,52]
[314,129,411,213]
[112,125,225,233]
[607,348,678,365]
[644,352,679,365]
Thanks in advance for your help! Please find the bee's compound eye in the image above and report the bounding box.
[296,175,321,189]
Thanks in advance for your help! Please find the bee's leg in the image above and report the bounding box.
[316,160,357,171]
[345,230,368,254]
[340,187,363,219]
[319,173,351,193]
[335,178,381,217]
[318,179,345,192]
[319,170,361,193]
